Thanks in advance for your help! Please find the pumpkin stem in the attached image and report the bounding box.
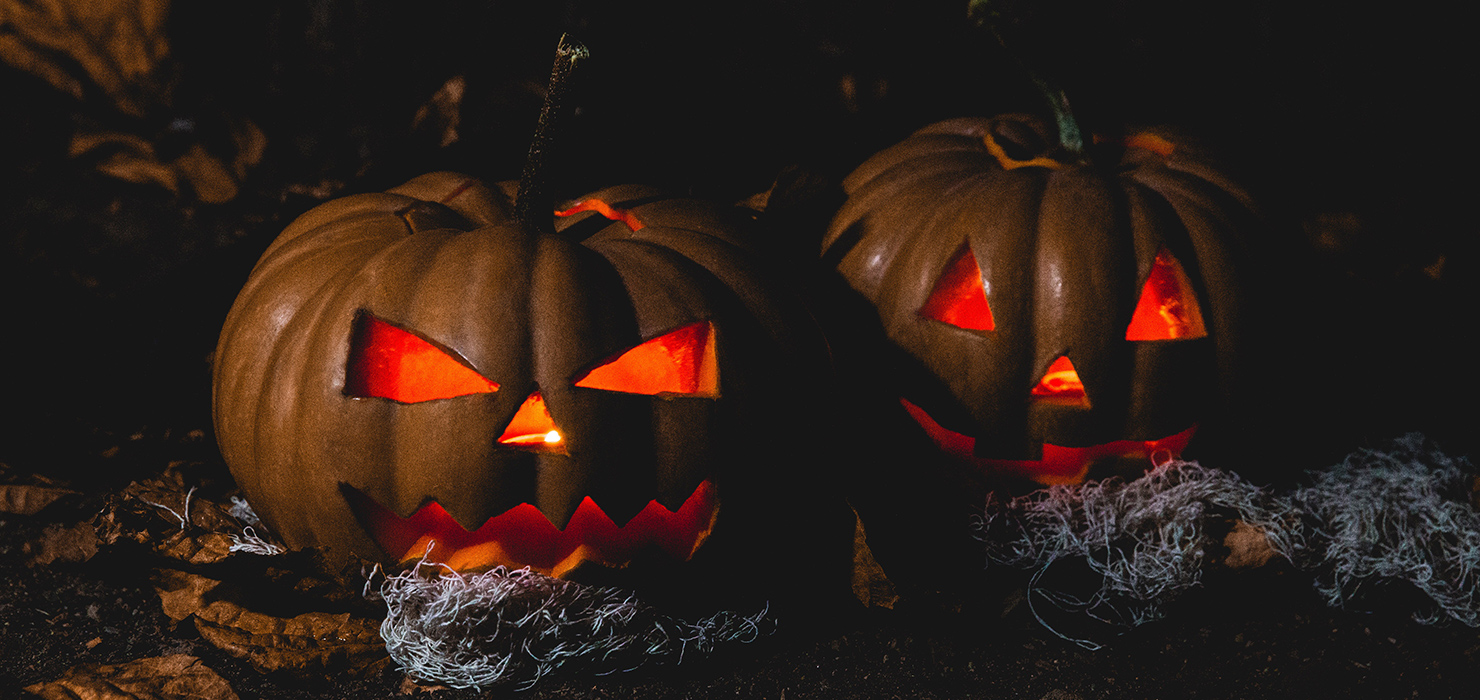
[968,0,1088,160]
[514,34,590,236]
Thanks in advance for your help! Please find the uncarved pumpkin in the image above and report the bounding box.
[214,172,841,583]
[824,114,1259,484]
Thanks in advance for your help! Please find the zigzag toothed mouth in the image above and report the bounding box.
[341,480,718,576]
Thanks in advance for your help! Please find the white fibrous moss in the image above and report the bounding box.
[377,563,771,689]
[1287,433,1480,626]
[978,433,1479,645]
[227,495,261,525]
[977,460,1296,647]
[227,526,284,556]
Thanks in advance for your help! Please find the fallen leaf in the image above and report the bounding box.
[0,0,172,116]
[153,570,387,678]
[24,521,100,566]
[154,568,223,622]
[68,116,266,204]
[410,75,465,148]
[95,478,246,548]
[193,608,387,677]
[23,653,239,700]
[1222,520,1278,569]
[850,509,900,609]
[155,530,235,565]
[0,483,79,515]
[399,676,451,694]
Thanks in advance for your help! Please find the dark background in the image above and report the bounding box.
[2,0,1472,478]
[0,0,1475,695]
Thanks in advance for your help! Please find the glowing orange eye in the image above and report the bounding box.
[919,244,994,331]
[573,321,719,397]
[345,313,498,403]
[1126,247,1207,341]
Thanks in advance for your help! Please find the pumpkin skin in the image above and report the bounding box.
[213,172,837,581]
[823,115,1257,484]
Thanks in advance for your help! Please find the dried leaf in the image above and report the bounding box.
[410,75,464,148]
[850,509,900,609]
[0,0,172,116]
[23,653,239,700]
[193,608,387,677]
[155,530,235,565]
[399,676,451,694]
[95,478,245,548]
[24,521,100,566]
[153,570,387,677]
[172,143,238,203]
[1222,520,1278,570]
[69,116,265,203]
[154,568,221,622]
[0,483,79,515]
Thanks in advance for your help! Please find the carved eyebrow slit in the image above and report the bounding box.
[344,313,499,403]
[555,199,645,231]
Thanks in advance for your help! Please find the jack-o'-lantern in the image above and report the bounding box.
[824,114,1258,484]
[212,172,840,584]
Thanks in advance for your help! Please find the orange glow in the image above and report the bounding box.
[982,131,1067,171]
[498,391,565,453]
[1031,356,1090,408]
[918,244,994,331]
[900,397,1197,484]
[574,321,719,397]
[344,313,498,403]
[554,198,645,231]
[1126,247,1207,341]
[342,480,719,574]
[1124,133,1176,157]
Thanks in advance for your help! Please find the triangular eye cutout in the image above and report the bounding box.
[1031,356,1090,408]
[345,313,498,403]
[919,243,994,331]
[498,391,566,454]
[574,321,719,397]
[1126,247,1207,341]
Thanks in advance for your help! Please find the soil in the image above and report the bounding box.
[2,1,1475,697]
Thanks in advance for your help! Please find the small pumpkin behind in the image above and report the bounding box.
[823,113,1261,486]
[213,171,852,608]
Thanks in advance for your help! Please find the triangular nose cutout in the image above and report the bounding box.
[498,391,567,454]
[1031,356,1090,408]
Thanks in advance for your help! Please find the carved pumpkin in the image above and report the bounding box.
[213,172,838,581]
[824,114,1258,484]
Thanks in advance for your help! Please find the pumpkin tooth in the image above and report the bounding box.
[549,545,600,577]
[442,541,514,572]
[589,488,658,529]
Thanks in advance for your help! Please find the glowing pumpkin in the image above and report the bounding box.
[213,172,838,581]
[824,114,1258,484]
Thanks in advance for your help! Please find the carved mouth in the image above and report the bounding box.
[900,398,1197,484]
[341,481,719,576]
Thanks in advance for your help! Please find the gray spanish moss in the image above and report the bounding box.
[377,563,771,689]
[977,434,1479,647]
[1287,434,1480,626]
[977,459,1297,648]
